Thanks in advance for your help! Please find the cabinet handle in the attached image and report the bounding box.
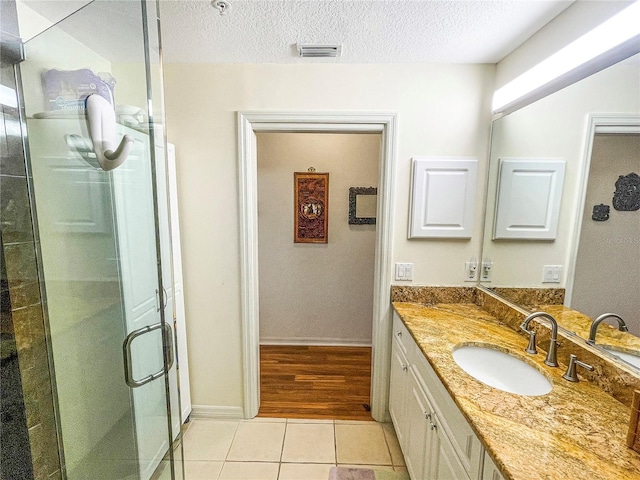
[430,421,437,431]
[401,364,408,372]
[396,331,402,337]
[425,412,431,420]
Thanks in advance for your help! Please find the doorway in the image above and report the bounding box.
[255,131,379,419]
[238,112,397,422]
[568,114,640,335]
[571,132,640,334]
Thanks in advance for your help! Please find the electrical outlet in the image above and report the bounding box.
[464,261,478,282]
[481,261,493,281]
[395,263,413,281]
[542,265,562,283]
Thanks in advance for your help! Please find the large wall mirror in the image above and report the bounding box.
[480,52,640,371]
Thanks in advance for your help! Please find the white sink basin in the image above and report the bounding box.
[601,345,640,369]
[453,345,552,396]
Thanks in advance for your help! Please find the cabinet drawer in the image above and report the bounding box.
[392,312,411,355]
[411,343,483,480]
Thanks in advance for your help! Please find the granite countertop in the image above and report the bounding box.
[392,301,640,480]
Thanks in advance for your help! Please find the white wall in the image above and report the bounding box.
[163,63,494,410]
[495,0,635,89]
[257,132,380,345]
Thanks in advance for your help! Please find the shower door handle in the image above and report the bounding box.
[123,322,175,388]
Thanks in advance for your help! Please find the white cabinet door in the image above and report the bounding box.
[408,157,478,238]
[405,367,433,480]
[389,337,410,450]
[429,413,471,480]
[493,158,566,240]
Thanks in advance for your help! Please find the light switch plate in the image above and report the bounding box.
[395,263,413,281]
[542,265,562,283]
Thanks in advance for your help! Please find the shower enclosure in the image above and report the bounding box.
[5,0,184,478]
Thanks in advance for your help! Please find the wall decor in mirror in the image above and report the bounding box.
[480,52,640,372]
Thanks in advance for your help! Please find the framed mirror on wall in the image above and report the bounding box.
[348,186,377,225]
[479,52,640,371]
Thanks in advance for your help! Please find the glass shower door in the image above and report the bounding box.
[18,1,183,479]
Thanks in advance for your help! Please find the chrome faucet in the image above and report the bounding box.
[520,312,559,367]
[587,313,628,345]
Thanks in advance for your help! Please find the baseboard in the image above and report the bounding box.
[260,338,372,347]
[190,405,245,419]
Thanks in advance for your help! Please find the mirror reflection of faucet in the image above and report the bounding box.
[587,313,629,345]
[520,311,560,367]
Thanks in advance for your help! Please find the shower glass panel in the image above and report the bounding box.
[19,1,183,479]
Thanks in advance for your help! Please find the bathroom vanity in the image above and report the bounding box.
[389,298,640,480]
[390,309,497,480]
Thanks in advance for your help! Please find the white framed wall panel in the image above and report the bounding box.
[493,158,566,240]
[408,157,478,238]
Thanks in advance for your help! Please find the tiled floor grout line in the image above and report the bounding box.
[276,421,287,479]
[224,421,241,463]
[332,420,338,467]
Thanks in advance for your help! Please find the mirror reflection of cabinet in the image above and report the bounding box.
[479,53,640,369]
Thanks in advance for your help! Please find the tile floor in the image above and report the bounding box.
[180,417,407,480]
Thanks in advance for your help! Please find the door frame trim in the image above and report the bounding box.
[237,111,397,421]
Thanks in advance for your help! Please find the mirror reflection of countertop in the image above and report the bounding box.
[537,305,640,350]
[392,301,640,480]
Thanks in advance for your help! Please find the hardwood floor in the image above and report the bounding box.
[258,345,373,421]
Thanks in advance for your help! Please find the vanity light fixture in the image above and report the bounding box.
[493,0,640,114]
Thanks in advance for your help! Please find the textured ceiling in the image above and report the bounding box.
[158,0,574,64]
[20,0,575,64]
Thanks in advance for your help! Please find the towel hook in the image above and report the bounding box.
[86,94,134,171]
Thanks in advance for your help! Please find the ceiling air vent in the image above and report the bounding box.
[297,44,342,58]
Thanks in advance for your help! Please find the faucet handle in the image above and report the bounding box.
[521,327,538,355]
[562,354,594,382]
[520,321,538,355]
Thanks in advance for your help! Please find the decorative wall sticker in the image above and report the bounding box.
[294,170,329,243]
[612,172,640,211]
[592,204,610,221]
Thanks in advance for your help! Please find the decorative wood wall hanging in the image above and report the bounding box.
[294,171,329,243]
[613,172,640,211]
[349,187,377,225]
